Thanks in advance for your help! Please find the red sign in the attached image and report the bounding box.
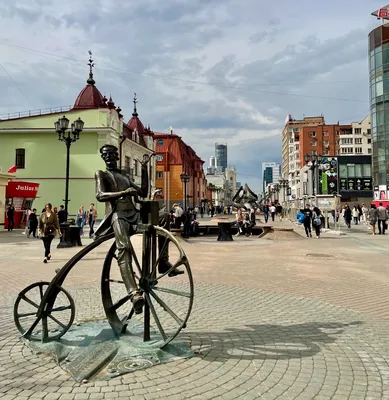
[378,7,389,18]
[6,181,39,198]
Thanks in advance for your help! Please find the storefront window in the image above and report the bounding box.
[347,165,356,178]
[363,164,372,177]
[339,165,347,178]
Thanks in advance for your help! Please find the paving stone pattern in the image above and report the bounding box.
[1,227,389,398]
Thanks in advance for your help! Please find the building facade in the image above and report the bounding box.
[261,162,280,193]
[215,143,227,172]
[154,132,206,210]
[0,61,155,216]
[340,116,372,156]
[369,24,389,187]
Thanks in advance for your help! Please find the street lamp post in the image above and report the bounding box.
[55,115,84,217]
[304,154,322,196]
[180,173,190,210]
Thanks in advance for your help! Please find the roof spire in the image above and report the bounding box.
[87,50,95,85]
[132,92,138,117]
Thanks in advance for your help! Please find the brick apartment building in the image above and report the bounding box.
[300,124,351,166]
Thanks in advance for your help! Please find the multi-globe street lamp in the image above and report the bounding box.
[180,173,190,210]
[55,115,84,218]
[304,153,322,196]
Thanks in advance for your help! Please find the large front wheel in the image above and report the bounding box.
[101,226,194,348]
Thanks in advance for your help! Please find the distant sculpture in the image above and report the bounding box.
[94,144,182,314]
[232,184,260,210]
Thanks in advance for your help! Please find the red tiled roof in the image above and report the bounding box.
[73,83,106,109]
[122,123,147,148]
[128,115,145,134]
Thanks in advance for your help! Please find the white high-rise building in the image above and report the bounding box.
[210,156,216,167]
[340,115,372,155]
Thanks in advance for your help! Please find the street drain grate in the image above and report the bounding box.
[306,253,334,258]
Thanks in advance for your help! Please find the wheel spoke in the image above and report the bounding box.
[153,286,191,298]
[47,314,67,329]
[144,293,167,341]
[20,295,40,309]
[157,257,186,280]
[51,305,72,312]
[151,237,169,276]
[24,316,42,337]
[111,294,131,311]
[107,279,124,284]
[17,311,37,318]
[149,290,184,326]
[128,241,143,277]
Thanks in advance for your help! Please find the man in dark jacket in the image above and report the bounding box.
[57,205,68,224]
[302,204,313,238]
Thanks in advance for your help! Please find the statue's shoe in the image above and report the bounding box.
[158,261,184,277]
[131,291,145,314]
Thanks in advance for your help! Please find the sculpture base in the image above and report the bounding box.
[23,320,193,383]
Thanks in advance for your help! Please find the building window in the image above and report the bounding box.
[157,139,164,146]
[156,188,163,195]
[355,138,362,144]
[124,156,130,169]
[310,141,317,146]
[368,138,372,144]
[335,131,340,136]
[355,147,363,154]
[323,150,330,155]
[323,131,329,136]
[336,140,340,145]
[336,149,340,155]
[341,148,353,154]
[341,138,353,145]
[367,129,371,135]
[134,160,138,176]
[156,155,163,161]
[15,148,25,169]
[323,140,329,146]
[368,148,372,154]
[310,150,317,155]
[156,171,163,179]
[309,131,316,137]
[354,128,362,134]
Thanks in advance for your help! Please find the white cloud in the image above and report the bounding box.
[0,0,383,192]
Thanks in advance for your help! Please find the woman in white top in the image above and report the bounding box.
[352,206,359,225]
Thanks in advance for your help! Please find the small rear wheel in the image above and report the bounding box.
[14,281,75,342]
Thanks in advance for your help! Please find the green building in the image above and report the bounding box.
[0,59,155,218]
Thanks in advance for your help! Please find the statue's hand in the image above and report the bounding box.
[138,153,155,166]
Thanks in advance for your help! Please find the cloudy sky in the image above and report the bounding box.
[0,0,384,192]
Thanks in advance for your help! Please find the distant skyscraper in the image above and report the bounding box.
[262,162,280,192]
[210,156,216,167]
[215,143,227,172]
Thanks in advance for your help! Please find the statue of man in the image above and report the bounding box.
[94,144,182,314]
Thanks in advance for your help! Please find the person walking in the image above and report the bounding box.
[76,205,87,236]
[263,204,269,223]
[312,206,322,238]
[343,205,352,228]
[39,203,61,263]
[377,202,388,235]
[302,204,313,238]
[57,205,67,224]
[28,209,38,238]
[362,203,369,225]
[368,204,378,235]
[7,204,15,231]
[86,203,98,238]
[352,206,359,225]
[269,204,276,222]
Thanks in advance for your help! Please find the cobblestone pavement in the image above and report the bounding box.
[1,226,389,399]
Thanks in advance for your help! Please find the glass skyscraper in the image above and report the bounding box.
[369,24,389,185]
[215,143,227,172]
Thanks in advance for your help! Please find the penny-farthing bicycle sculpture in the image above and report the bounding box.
[14,199,194,348]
